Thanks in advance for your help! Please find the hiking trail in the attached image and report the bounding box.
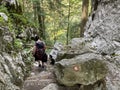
[22,62,56,90]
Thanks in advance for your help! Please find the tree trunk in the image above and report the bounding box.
[33,1,37,23]
[35,0,46,40]
[80,0,89,37]
[66,0,70,45]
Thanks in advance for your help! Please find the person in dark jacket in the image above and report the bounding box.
[32,35,47,68]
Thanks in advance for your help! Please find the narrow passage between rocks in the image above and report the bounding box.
[22,62,56,90]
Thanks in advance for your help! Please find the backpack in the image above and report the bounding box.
[35,42,45,60]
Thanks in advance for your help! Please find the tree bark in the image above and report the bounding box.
[36,0,46,40]
[80,0,89,37]
[33,1,37,23]
[66,0,70,45]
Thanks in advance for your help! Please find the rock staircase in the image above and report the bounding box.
[22,63,56,90]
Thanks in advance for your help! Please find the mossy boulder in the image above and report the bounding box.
[55,53,108,86]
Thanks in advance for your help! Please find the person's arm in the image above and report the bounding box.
[43,41,46,50]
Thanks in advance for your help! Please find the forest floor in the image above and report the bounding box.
[22,62,56,90]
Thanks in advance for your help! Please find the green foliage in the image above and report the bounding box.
[0,0,90,48]
[0,5,9,25]
[0,5,9,15]
[14,39,23,50]
[10,13,27,25]
[44,0,83,44]
[9,13,37,29]
[23,0,83,45]
[5,42,14,52]
[0,17,5,24]
[23,12,36,26]
[69,22,80,38]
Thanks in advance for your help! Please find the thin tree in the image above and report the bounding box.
[80,0,89,37]
[33,1,37,23]
[66,0,70,45]
[32,0,45,39]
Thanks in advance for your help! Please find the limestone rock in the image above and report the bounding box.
[50,42,64,60]
[84,0,120,55]
[0,25,32,90]
[41,83,59,90]
[0,12,8,21]
[55,53,108,86]
[56,38,95,61]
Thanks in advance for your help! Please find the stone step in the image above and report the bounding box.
[23,79,56,90]
[22,63,56,90]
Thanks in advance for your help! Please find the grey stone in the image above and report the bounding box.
[55,53,108,86]
[42,83,59,90]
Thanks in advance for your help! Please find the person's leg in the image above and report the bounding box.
[38,60,42,67]
[34,58,39,66]
[41,61,47,69]
[42,53,48,68]
[42,62,44,68]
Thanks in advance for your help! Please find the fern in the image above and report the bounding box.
[0,5,9,15]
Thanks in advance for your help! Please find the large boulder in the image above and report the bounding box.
[55,53,108,86]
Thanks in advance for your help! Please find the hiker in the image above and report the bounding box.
[32,35,47,68]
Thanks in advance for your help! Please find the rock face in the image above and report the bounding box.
[55,0,120,90]
[0,25,31,90]
[84,0,120,55]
